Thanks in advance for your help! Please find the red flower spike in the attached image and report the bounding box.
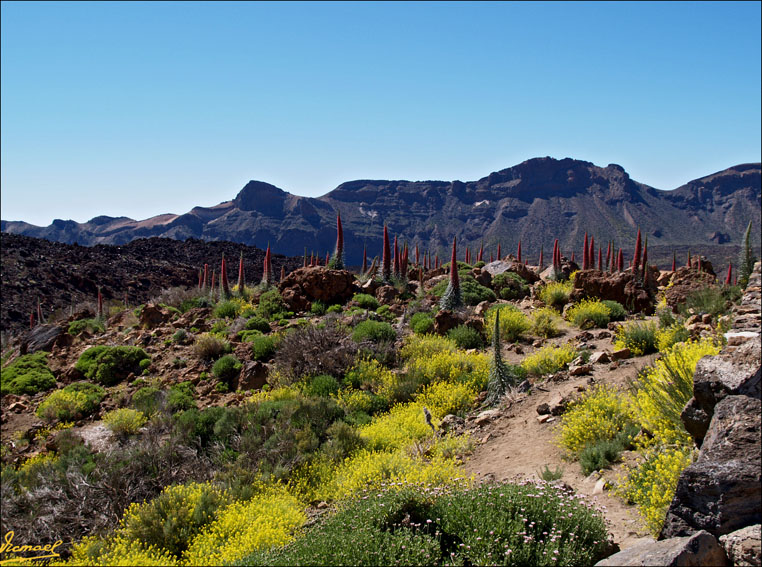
[517,240,522,264]
[589,236,594,269]
[497,243,501,261]
[726,263,732,285]
[672,252,676,272]
[633,229,642,271]
[362,245,368,274]
[237,251,245,292]
[598,248,602,271]
[280,266,286,282]
[583,232,589,270]
[382,225,391,281]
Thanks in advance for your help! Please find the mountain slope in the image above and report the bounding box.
[2,158,759,266]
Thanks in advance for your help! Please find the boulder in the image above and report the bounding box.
[279,267,358,312]
[20,324,65,355]
[682,338,761,445]
[663,267,718,313]
[375,285,400,304]
[595,530,728,566]
[440,414,465,432]
[719,525,761,567]
[139,303,172,329]
[235,361,269,391]
[661,395,761,539]
[434,309,464,335]
[569,364,592,376]
[590,351,610,364]
[483,259,540,284]
[173,307,212,331]
[471,268,492,287]
[570,269,657,314]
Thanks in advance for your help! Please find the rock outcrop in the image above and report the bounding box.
[279,267,358,312]
[595,530,729,566]
[570,269,657,314]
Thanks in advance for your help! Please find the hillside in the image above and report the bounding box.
[2,158,760,269]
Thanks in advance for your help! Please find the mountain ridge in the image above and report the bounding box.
[3,157,760,266]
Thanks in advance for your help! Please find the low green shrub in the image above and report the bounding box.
[131,386,162,416]
[238,329,263,342]
[409,312,434,335]
[246,480,610,566]
[326,305,342,314]
[67,318,105,336]
[304,374,340,398]
[75,346,150,386]
[615,320,659,356]
[245,316,271,333]
[1,351,56,395]
[309,301,327,316]
[102,408,147,435]
[432,275,496,306]
[353,293,380,310]
[537,464,564,482]
[212,355,242,383]
[447,325,484,349]
[566,299,611,329]
[213,300,240,319]
[172,329,190,345]
[529,307,562,338]
[352,320,396,343]
[677,286,734,320]
[521,342,576,376]
[602,300,627,321]
[168,382,196,412]
[251,334,278,361]
[492,271,530,300]
[257,289,288,320]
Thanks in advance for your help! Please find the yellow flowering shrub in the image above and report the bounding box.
[538,280,573,307]
[614,320,658,356]
[484,304,530,342]
[247,385,300,404]
[360,403,435,451]
[559,385,636,455]
[63,535,179,566]
[102,408,147,435]
[320,449,467,502]
[415,381,476,417]
[655,322,690,352]
[631,337,720,446]
[344,358,398,400]
[400,334,456,362]
[334,388,380,414]
[521,342,576,376]
[615,444,694,536]
[183,486,305,566]
[565,299,611,329]
[405,349,490,392]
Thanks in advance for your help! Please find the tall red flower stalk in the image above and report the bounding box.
[401,243,409,280]
[497,243,501,261]
[633,228,642,271]
[598,248,602,270]
[211,270,216,295]
[221,254,231,298]
[539,245,544,271]
[571,252,575,263]
[582,232,589,269]
[617,249,624,271]
[606,241,611,269]
[382,224,391,281]
[687,251,692,268]
[478,242,484,262]
[440,237,462,310]
[30,312,35,329]
[393,235,400,277]
[329,213,345,269]
[262,245,273,287]
[435,253,440,270]
[237,251,245,292]
[362,245,368,274]
[589,236,595,269]
[641,238,648,279]
[280,266,286,282]
[725,263,732,285]
[672,252,676,272]
[517,240,522,264]
[415,244,419,266]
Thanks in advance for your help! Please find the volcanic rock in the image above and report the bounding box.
[595,530,728,566]
[279,267,358,312]
[570,269,657,314]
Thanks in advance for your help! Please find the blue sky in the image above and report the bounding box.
[2,1,760,226]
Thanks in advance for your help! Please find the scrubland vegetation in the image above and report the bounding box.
[1,221,754,564]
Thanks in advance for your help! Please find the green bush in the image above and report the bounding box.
[251,334,278,361]
[432,275,496,306]
[212,355,242,383]
[103,408,147,435]
[375,305,396,322]
[353,293,380,310]
[409,312,434,335]
[257,289,288,320]
[213,300,240,319]
[326,304,342,314]
[304,374,340,398]
[238,329,263,342]
[566,299,611,329]
[615,320,659,356]
[36,382,105,422]
[245,316,271,333]
[352,320,396,343]
[492,271,530,300]
[67,318,105,336]
[168,382,196,412]
[172,329,190,345]
[447,325,484,349]
[131,386,162,416]
[75,346,150,386]
[310,300,327,316]
[677,286,734,320]
[602,300,627,321]
[1,351,56,395]
[246,481,610,566]
[192,333,231,361]
[529,307,562,338]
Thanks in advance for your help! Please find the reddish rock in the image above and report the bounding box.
[279,267,358,312]
[570,269,657,314]
[663,267,718,313]
[139,304,173,329]
[484,259,540,284]
[375,285,400,304]
[235,361,269,391]
[434,309,464,335]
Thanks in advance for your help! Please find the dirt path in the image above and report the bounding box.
[463,324,657,551]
